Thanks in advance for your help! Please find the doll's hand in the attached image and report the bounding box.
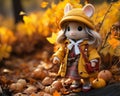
[53,57,60,64]
[90,59,98,67]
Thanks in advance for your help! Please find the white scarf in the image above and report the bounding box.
[67,39,83,55]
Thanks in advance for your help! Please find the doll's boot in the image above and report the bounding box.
[70,80,81,92]
[70,80,80,89]
[82,83,91,92]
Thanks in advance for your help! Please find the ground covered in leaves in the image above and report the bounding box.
[0,49,120,96]
[0,49,60,96]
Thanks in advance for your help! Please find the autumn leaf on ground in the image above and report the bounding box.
[46,32,57,44]
[30,93,36,96]
[108,38,120,49]
[53,90,60,96]
[40,1,48,8]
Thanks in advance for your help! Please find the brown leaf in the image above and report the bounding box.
[42,77,54,86]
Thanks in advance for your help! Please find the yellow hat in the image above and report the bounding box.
[60,8,95,29]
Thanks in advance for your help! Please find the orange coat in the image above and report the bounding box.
[53,39,100,78]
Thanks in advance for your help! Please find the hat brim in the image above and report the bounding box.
[60,16,94,30]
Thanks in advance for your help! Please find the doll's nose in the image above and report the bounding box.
[70,32,75,36]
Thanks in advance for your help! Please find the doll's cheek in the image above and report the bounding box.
[77,31,88,38]
[65,32,69,37]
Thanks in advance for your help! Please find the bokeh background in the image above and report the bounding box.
[0,0,120,95]
[0,0,119,60]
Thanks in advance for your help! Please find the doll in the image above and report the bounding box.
[52,3,101,92]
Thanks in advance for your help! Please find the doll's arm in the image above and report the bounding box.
[88,47,100,67]
[52,46,65,64]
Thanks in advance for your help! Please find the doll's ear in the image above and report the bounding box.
[64,3,73,14]
[82,4,95,17]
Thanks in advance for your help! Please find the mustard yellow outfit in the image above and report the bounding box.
[53,40,100,79]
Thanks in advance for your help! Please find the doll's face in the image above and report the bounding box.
[65,22,88,40]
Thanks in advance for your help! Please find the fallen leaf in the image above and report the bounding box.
[53,90,60,96]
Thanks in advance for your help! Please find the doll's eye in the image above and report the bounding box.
[78,26,82,31]
[67,26,70,31]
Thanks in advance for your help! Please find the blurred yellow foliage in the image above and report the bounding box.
[0,44,12,60]
[108,38,120,49]
[40,1,49,8]
[0,27,16,44]
[0,27,15,60]
[93,2,120,37]
[17,0,83,39]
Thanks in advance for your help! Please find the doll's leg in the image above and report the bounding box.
[70,79,82,92]
[70,79,81,89]
[82,78,91,92]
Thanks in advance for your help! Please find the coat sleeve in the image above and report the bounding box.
[88,47,100,61]
[53,45,66,63]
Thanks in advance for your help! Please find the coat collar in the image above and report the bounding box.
[64,39,88,46]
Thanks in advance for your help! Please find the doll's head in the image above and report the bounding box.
[57,3,101,47]
[65,21,88,40]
